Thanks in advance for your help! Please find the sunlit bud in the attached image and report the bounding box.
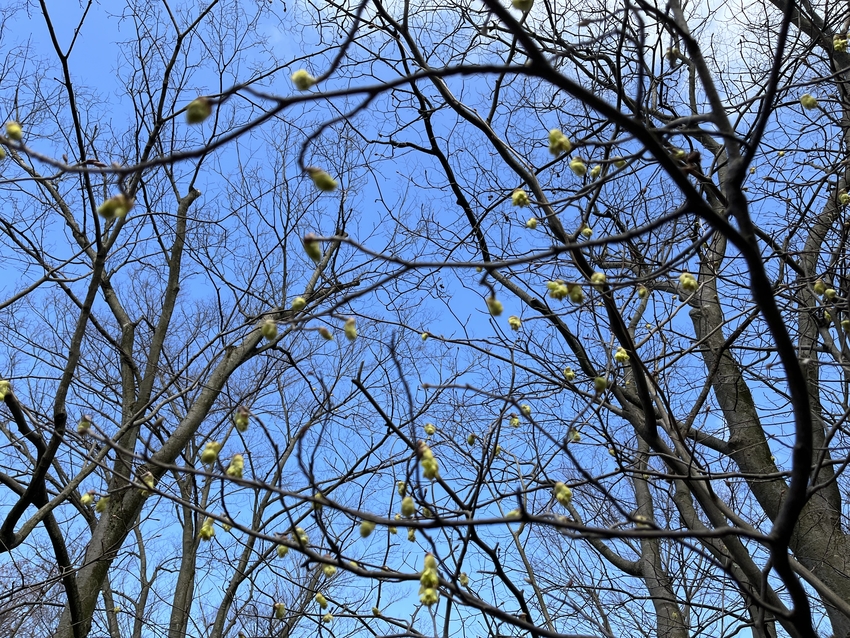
[593,376,608,392]
[835,36,848,52]
[670,147,686,160]
[261,319,278,341]
[814,279,826,295]
[569,157,587,176]
[590,272,606,290]
[637,285,649,299]
[422,507,433,518]
[509,415,520,428]
[608,447,616,456]
[613,156,626,168]
[401,496,415,517]
[424,553,438,570]
[614,346,629,362]
[389,526,397,534]
[424,423,436,436]
[80,490,95,506]
[291,69,316,90]
[315,593,328,609]
[408,528,416,541]
[344,317,357,341]
[322,613,333,623]
[825,311,832,322]
[512,188,530,207]
[421,332,429,341]
[360,520,376,537]
[322,558,337,577]
[494,444,502,456]
[277,543,289,558]
[665,47,681,63]
[397,480,406,496]
[778,150,785,157]
[486,296,503,316]
[467,433,476,445]
[0,379,9,401]
[520,404,531,417]
[679,272,697,292]
[139,471,156,496]
[294,527,309,545]
[97,194,134,220]
[825,288,837,300]
[77,414,92,434]
[840,192,850,206]
[420,587,439,606]
[800,93,819,110]
[568,283,584,304]
[547,280,569,300]
[291,296,307,311]
[459,572,469,586]
[749,167,756,174]
[526,217,538,229]
[198,518,215,540]
[372,606,381,616]
[303,233,322,263]
[508,315,521,330]
[548,129,572,156]
[306,167,338,192]
[200,441,221,465]
[313,492,325,512]
[581,226,593,238]
[233,406,250,432]
[563,367,575,381]
[226,453,244,479]
[222,517,232,532]
[95,496,110,513]
[567,427,581,443]
[590,164,602,179]
[554,481,572,506]
[274,602,286,619]
[634,515,651,529]
[5,121,23,141]
[506,508,521,519]
[318,327,333,341]
[0,146,6,160]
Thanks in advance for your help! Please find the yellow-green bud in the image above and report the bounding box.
[372,606,381,616]
[563,367,575,381]
[303,233,322,263]
[569,157,587,177]
[139,471,156,496]
[814,279,827,295]
[408,528,416,542]
[261,319,278,340]
[593,376,608,392]
[467,433,476,445]
[397,480,406,496]
[315,593,328,608]
[291,69,316,90]
[274,602,286,619]
[322,613,333,623]
[421,331,429,340]
[420,587,439,606]
[424,423,436,436]
[459,572,469,586]
[508,315,521,330]
[548,129,572,156]
[526,217,538,229]
[825,288,837,300]
[198,517,215,540]
[5,121,23,141]
[344,317,357,341]
[95,496,110,513]
[322,559,337,577]
[679,272,697,292]
[800,93,819,110]
[511,0,533,11]
[0,379,9,401]
[614,346,629,362]
[185,98,212,124]
[520,404,531,417]
[581,226,593,238]
[554,481,572,506]
[306,167,338,192]
[590,272,606,290]
[509,415,520,428]
[80,491,95,506]
[506,508,521,519]
[97,194,134,220]
[277,543,289,558]
[226,454,244,479]
[401,496,415,517]
[512,188,530,207]
[568,283,584,304]
[360,520,376,537]
[200,441,221,465]
[590,164,602,179]
[486,296,503,316]
[291,296,307,311]
[233,406,250,432]
[613,156,626,168]
[637,285,649,299]
[77,414,92,434]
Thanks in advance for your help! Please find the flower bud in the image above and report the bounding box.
[568,283,584,303]
[613,156,626,168]
[315,593,328,609]
[814,279,826,295]
[226,453,244,479]
[835,36,848,52]
[318,327,333,341]
[508,315,521,330]
[526,217,538,229]
[840,192,850,206]
[322,558,337,577]
[200,441,221,465]
[569,157,587,177]
[421,331,429,340]
[408,528,416,542]
[637,285,649,299]
[397,480,406,496]
[139,471,156,496]
[80,490,95,506]
[261,319,277,341]
[291,69,316,90]
[322,613,333,623]
[77,414,92,434]
[679,272,697,292]
[424,423,436,436]
[0,146,6,160]
[5,121,22,141]
[512,188,530,207]
[185,98,212,124]
[509,415,520,428]
[277,543,289,558]
[360,520,376,537]
[520,404,531,417]
[511,0,533,10]
[372,606,381,616]
[97,194,134,220]
[459,572,469,586]
[506,508,521,519]
[590,272,606,290]
[420,587,439,606]
[548,129,572,156]
[467,433,476,445]
[590,164,602,179]
[567,427,581,443]
[401,495,415,517]
[198,517,215,540]
[274,602,286,619]
[306,167,338,192]
[0,379,9,401]
[554,481,572,506]
[581,226,593,238]
[303,233,322,263]
[614,346,629,362]
[563,367,575,381]
[825,288,837,300]
[593,376,608,392]
[341,317,357,341]
[291,296,307,311]
[233,406,250,432]
[295,527,309,545]
[95,496,110,513]
[800,94,819,110]
[486,296,503,316]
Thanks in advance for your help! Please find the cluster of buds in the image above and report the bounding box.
[839,191,850,206]
[315,592,328,609]
[291,69,316,90]
[233,406,250,432]
[419,553,440,606]
[563,367,576,381]
[554,481,572,506]
[276,536,290,557]
[569,157,587,177]
[417,440,439,480]
[566,427,581,443]
[508,315,522,330]
[97,194,134,220]
[835,35,848,52]
[306,167,338,192]
[294,527,309,546]
[322,556,337,576]
[486,296,503,316]
[459,572,470,586]
[548,129,572,156]
[200,441,221,465]
[679,272,697,293]
[424,423,436,436]
[526,217,538,229]
[614,347,630,363]
[547,281,583,304]
[185,97,212,124]
[344,317,357,341]
[512,188,530,207]
[226,454,244,479]
[198,517,215,541]
[509,414,520,428]
[520,404,531,417]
